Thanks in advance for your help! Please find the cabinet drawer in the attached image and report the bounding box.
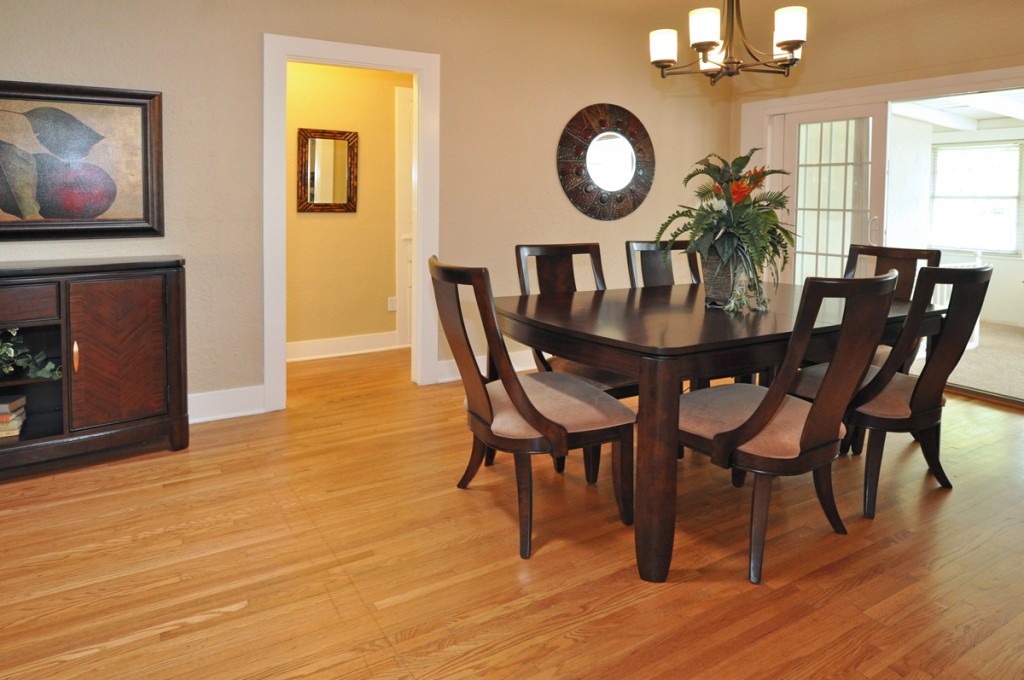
[0,284,60,324]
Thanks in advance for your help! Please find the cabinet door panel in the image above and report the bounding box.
[69,275,168,430]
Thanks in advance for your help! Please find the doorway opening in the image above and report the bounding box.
[284,64,413,362]
[262,35,441,412]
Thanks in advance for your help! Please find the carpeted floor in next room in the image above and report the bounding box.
[913,321,1024,403]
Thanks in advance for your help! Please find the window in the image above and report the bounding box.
[930,142,1023,254]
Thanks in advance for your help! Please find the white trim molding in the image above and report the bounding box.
[286,333,405,362]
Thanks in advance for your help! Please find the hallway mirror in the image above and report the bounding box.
[556,103,654,221]
[297,128,358,212]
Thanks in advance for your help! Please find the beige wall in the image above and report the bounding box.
[286,63,412,342]
[2,0,1021,397]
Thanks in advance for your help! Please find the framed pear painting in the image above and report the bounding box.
[0,80,163,239]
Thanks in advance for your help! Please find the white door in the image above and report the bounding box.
[773,103,889,281]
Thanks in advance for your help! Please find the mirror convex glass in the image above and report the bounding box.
[586,132,636,191]
[556,103,654,221]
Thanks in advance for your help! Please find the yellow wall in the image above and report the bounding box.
[286,63,412,342]
[1,0,1021,396]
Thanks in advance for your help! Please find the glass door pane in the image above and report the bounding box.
[780,104,889,281]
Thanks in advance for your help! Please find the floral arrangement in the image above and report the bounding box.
[656,148,795,312]
[0,328,62,379]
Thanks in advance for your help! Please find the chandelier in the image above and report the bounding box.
[650,1,807,85]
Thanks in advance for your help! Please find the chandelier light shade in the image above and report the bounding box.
[650,0,807,85]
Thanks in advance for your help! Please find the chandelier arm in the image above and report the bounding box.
[731,0,774,66]
[660,58,721,78]
[738,65,791,76]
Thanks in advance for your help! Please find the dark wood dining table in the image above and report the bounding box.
[493,282,941,582]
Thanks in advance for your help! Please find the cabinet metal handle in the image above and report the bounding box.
[73,340,80,373]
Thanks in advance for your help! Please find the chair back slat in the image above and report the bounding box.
[912,266,992,412]
[852,265,993,414]
[802,273,899,450]
[429,259,494,423]
[429,256,567,450]
[625,240,700,288]
[844,244,941,300]
[516,243,606,295]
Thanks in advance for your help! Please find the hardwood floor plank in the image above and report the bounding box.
[0,349,1021,678]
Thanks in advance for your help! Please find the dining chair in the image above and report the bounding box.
[790,265,992,519]
[674,271,898,583]
[625,240,700,288]
[516,243,639,481]
[827,245,944,453]
[429,256,636,558]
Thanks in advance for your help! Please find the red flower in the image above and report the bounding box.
[730,181,753,204]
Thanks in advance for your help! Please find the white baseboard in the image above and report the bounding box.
[432,349,536,384]
[286,332,404,362]
[188,385,270,423]
[187,348,536,423]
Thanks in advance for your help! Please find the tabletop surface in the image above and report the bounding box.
[494,283,916,359]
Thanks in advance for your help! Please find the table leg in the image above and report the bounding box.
[635,356,681,582]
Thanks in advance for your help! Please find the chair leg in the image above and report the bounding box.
[851,426,866,455]
[839,424,854,455]
[611,427,634,526]
[458,437,487,489]
[514,454,533,558]
[732,468,747,488]
[551,454,566,473]
[812,464,847,535]
[863,429,887,519]
[583,445,601,484]
[484,445,496,466]
[748,473,774,584]
[918,424,951,488]
[841,425,865,455]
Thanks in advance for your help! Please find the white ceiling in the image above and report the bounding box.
[892,89,1024,132]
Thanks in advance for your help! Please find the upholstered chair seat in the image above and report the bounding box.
[678,383,845,461]
[482,372,635,440]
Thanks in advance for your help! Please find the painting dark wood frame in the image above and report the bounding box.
[0,80,163,240]
[297,128,358,213]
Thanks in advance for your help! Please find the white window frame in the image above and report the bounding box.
[929,140,1024,257]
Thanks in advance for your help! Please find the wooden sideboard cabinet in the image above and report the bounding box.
[0,256,188,470]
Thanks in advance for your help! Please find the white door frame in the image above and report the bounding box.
[395,86,414,347]
[262,34,442,411]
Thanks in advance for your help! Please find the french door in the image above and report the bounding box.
[772,103,889,281]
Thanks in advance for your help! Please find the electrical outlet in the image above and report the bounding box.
[387,296,397,311]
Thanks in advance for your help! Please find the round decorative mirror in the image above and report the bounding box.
[556,103,654,221]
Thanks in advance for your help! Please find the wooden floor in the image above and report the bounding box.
[1,349,1023,679]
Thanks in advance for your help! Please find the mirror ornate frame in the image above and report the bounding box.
[556,103,654,221]
[297,128,358,212]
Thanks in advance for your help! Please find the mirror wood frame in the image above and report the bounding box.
[556,103,654,221]
[297,128,358,212]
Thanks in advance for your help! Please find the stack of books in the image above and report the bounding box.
[0,395,27,439]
